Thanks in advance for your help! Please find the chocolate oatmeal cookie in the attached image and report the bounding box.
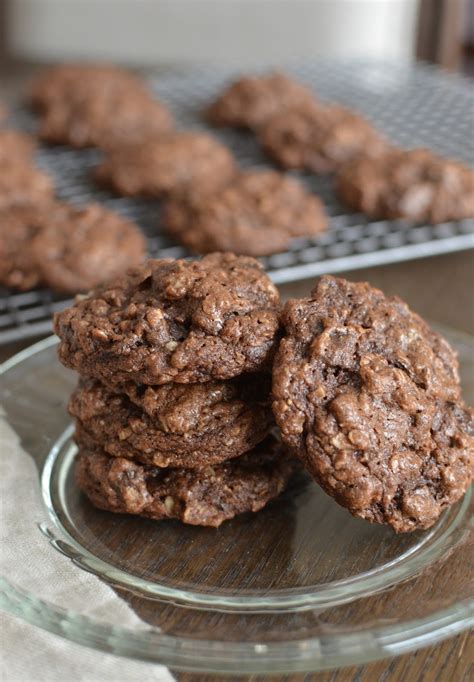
[70,374,273,468]
[38,88,172,149]
[28,63,146,112]
[336,147,474,223]
[0,129,36,162]
[0,202,145,292]
[75,435,294,527]
[206,72,316,130]
[0,159,54,210]
[54,253,280,385]
[259,103,385,173]
[95,132,236,197]
[0,205,43,290]
[273,275,474,532]
[163,170,327,257]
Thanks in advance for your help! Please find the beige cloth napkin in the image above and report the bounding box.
[0,417,174,682]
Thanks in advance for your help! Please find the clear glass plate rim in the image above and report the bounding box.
[1,576,473,673]
[42,433,472,610]
[1,333,474,673]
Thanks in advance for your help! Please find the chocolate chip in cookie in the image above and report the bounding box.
[75,435,295,527]
[54,253,281,385]
[163,170,327,257]
[273,275,474,532]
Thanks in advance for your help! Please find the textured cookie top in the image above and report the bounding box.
[163,170,328,257]
[259,103,385,173]
[38,88,173,149]
[54,253,281,384]
[0,159,54,211]
[70,373,273,468]
[0,129,36,162]
[28,63,146,112]
[0,202,146,293]
[206,72,316,130]
[273,275,473,532]
[95,132,236,197]
[336,147,474,223]
[75,434,294,527]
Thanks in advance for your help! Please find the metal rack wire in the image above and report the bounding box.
[1,59,473,344]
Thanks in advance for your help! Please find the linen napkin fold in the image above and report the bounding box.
[0,417,174,682]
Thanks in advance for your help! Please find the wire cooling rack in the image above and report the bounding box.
[1,59,473,344]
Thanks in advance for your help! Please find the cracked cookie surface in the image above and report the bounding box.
[54,253,280,385]
[273,275,474,532]
[70,374,273,468]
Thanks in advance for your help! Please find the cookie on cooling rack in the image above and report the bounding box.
[206,71,317,130]
[54,253,280,385]
[28,63,172,149]
[95,132,236,197]
[0,159,54,211]
[0,202,146,293]
[163,170,327,256]
[336,147,474,223]
[259,102,385,173]
[38,88,173,149]
[272,275,474,533]
[27,63,147,112]
[69,373,273,468]
[75,434,294,527]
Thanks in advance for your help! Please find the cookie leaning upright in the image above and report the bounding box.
[272,275,474,533]
[54,253,281,386]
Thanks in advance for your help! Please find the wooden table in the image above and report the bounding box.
[1,60,473,682]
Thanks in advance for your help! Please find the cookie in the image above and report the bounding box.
[0,205,43,290]
[38,88,172,149]
[336,147,474,223]
[273,275,474,532]
[163,170,328,257]
[54,253,280,385]
[259,103,385,173]
[69,373,273,468]
[95,132,236,197]
[0,129,36,162]
[0,202,146,293]
[28,63,146,112]
[75,435,294,527]
[0,159,54,211]
[206,72,316,130]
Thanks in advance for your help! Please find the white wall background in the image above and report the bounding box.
[8,0,419,66]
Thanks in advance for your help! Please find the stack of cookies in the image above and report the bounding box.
[54,252,294,527]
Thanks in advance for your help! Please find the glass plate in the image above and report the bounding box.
[1,327,473,675]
